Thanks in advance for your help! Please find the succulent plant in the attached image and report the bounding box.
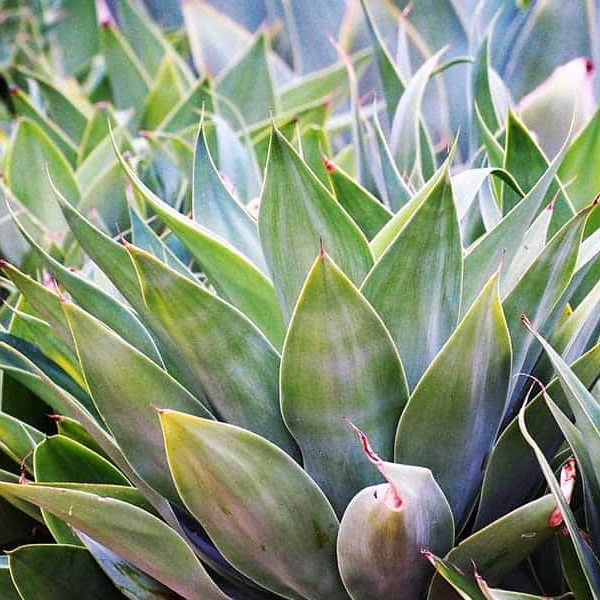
[1,0,600,598]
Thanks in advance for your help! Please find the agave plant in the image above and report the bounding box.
[1,0,600,599]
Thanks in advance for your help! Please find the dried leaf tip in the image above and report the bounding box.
[318,238,325,258]
[593,191,600,206]
[346,419,403,509]
[322,155,335,173]
[420,548,434,563]
[520,314,532,329]
[46,413,65,423]
[586,58,594,74]
[0,258,9,269]
[548,458,577,527]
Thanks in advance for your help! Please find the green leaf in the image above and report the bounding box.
[429,495,560,599]
[34,435,128,545]
[471,28,500,141]
[112,134,285,349]
[9,87,79,165]
[158,77,214,133]
[519,398,600,595]
[0,411,44,471]
[362,166,462,389]
[0,483,227,599]
[390,51,443,186]
[462,128,571,311]
[128,205,193,279]
[425,553,485,600]
[13,68,89,144]
[338,457,453,598]
[370,151,453,259]
[476,340,600,529]
[502,206,591,414]
[216,32,278,123]
[192,119,266,271]
[160,410,347,599]
[51,177,221,389]
[127,245,298,457]
[182,0,251,75]
[99,20,150,121]
[141,56,185,131]
[395,273,511,527]
[0,556,19,600]
[79,533,177,600]
[77,104,118,164]
[558,106,600,234]
[366,110,412,212]
[359,0,403,122]
[259,126,373,322]
[328,160,392,240]
[61,298,212,502]
[5,118,80,233]
[9,544,121,600]
[279,48,372,111]
[8,217,162,364]
[281,252,408,514]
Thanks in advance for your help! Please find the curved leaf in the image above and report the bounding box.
[160,410,347,599]
[9,544,121,600]
[0,483,226,600]
[61,298,212,502]
[259,127,373,322]
[362,166,462,389]
[281,252,408,515]
[127,245,298,457]
[395,273,511,528]
[338,452,453,598]
[111,132,285,348]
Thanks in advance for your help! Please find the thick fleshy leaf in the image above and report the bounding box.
[362,166,462,389]
[328,160,392,240]
[0,556,19,600]
[9,86,80,164]
[0,411,44,471]
[429,494,560,599]
[395,273,511,527]
[279,49,372,111]
[370,150,454,259]
[476,341,600,529]
[52,186,212,394]
[79,533,176,600]
[10,217,162,364]
[367,110,412,211]
[5,118,79,233]
[519,403,600,594]
[99,19,150,121]
[128,205,193,279]
[141,56,185,131]
[61,298,212,502]
[9,544,121,600]
[281,252,408,515]
[338,450,453,599]
[158,77,214,133]
[390,51,443,185]
[259,127,373,322]
[160,410,347,599]
[0,483,227,600]
[503,206,591,413]
[111,134,285,348]
[34,435,128,545]
[462,129,571,311]
[192,119,265,271]
[216,32,277,123]
[127,245,297,456]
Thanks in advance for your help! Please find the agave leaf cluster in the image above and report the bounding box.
[0,0,600,599]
